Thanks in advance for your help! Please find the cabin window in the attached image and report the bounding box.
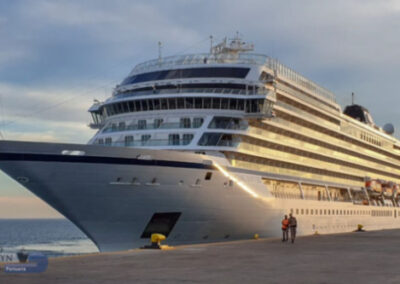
[154,119,163,129]
[205,172,212,180]
[141,135,151,145]
[182,134,194,145]
[193,117,204,128]
[118,122,126,131]
[198,133,222,146]
[125,135,134,146]
[180,118,191,128]
[97,138,104,145]
[138,120,147,129]
[168,134,180,145]
[105,137,112,145]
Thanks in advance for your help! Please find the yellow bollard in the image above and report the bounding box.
[356,224,365,232]
[142,233,166,249]
[254,233,259,240]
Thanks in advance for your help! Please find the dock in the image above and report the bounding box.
[2,229,400,283]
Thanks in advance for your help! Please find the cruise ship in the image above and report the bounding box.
[1,35,400,252]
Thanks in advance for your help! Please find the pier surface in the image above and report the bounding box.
[2,229,400,284]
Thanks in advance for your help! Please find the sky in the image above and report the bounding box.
[0,0,399,218]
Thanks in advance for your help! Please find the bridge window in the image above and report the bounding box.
[161,99,168,110]
[168,98,176,109]
[195,98,202,108]
[104,97,268,116]
[120,67,250,85]
[212,98,221,109]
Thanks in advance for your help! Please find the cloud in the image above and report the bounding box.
[0,82,98,143]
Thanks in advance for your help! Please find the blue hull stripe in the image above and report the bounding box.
[0,153,214,170]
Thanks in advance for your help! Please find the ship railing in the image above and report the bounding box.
[129,53,336,103]
[102,122,203,133]
[103,139,190,147]
[115,87,268,99]
[100,137,231,147]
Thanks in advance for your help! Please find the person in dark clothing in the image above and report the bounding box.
[288,213,297,243]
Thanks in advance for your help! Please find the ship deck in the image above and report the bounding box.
[2,229,400,283]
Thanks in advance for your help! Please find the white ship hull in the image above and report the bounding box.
[1,141,399,252]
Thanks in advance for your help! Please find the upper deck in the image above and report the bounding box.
[124,52,336,104]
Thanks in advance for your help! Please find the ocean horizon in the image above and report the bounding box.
[0,218,98,257]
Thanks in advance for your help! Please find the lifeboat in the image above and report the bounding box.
[395,184,400,199]
[382,181,395,198]
[365,179,383,198]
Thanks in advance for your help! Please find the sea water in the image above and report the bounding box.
[0,219,98,257]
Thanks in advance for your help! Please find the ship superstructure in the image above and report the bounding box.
[1,35,400,252]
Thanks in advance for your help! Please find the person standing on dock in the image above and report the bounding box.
[288,213,297,243]
[281,215,289,242]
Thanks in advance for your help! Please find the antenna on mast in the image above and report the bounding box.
[158,41,162,64]
[209,35,213,54]
[352,92,355,105]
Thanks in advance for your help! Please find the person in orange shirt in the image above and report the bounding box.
[281,215,289,242]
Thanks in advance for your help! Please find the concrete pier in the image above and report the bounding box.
[2,229,400,283]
